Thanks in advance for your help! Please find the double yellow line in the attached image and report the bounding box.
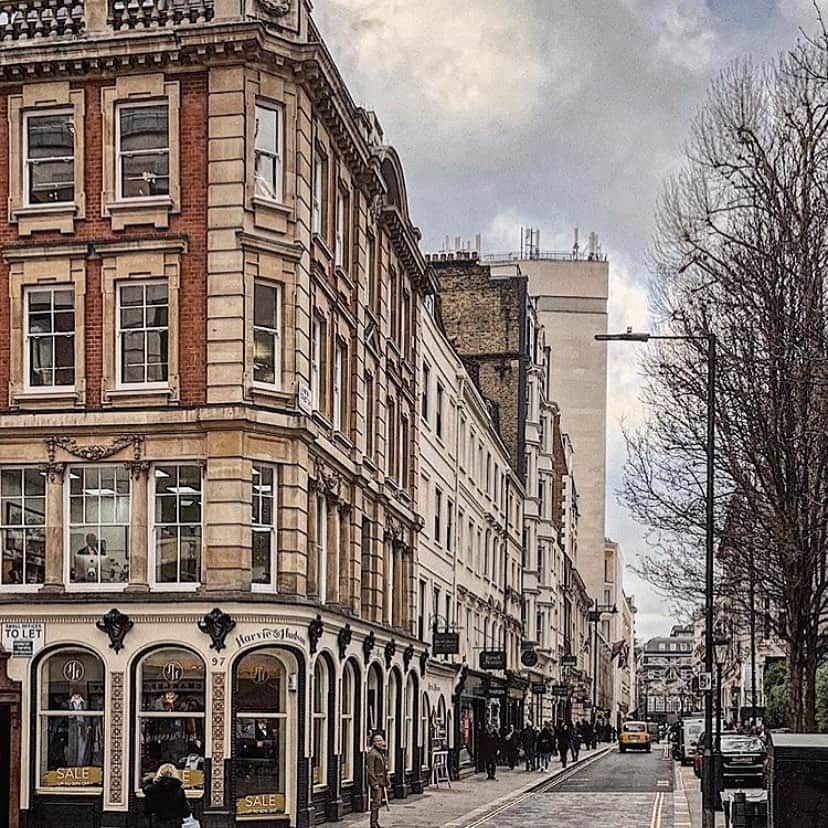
[650,791,665,828]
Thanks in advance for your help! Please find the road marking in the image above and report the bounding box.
[657,779,670,786]
[649,792,664,828]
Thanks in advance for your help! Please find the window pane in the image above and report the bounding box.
[255,106,278,153]
[253,330,275,384]
[235,718,286,815]
[119,285,144,307]
[235,653,286,712]
[140,649,205,712]
[42,651,105,711]
[252,528,271,585]
[253,283,277,329]
[119,105,168,152]
[28,113,73,157]
[121,153,169,198]
[254,153,277,199]
[140,718,204,790]
[29,160,74,204]
[179,527,200,582]
[41,717,104,787]
[156,526,179,582]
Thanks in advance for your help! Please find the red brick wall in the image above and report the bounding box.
[0,72,209,410]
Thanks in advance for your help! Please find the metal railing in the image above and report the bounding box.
[0,0,84,40]
[482,250,608,264]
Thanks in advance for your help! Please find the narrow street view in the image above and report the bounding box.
[0,1,827,828]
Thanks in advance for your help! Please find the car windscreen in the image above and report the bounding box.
[721,736,764,753]
[624,723,646,733]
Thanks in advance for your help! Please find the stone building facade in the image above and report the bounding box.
[0,1,436,826]
[415,292,525,773]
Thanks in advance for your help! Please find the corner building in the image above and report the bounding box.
[0,1,432,826]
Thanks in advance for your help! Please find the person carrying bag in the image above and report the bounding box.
[144,763,199,828]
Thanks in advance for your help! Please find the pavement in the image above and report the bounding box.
[675,761,726,828]
[340,743,614,828]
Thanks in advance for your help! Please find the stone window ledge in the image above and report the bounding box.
[108,197,174,231]
[12,389,83,409]
[102,387,176,407]
[249,385,293,409]
[12,203,79,236]
[252,195,293,217]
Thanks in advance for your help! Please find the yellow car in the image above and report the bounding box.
[619,721,652,753]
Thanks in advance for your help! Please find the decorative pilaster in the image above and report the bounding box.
[338,502,352,609]
[211,673,227,807]
[326,496,340,605]
[109,672,125,805]
[125,461,150,592]
[39,462,65,593]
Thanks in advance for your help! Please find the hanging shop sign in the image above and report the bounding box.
[521,649,539,668]
[432,632,460,656]
[551,684,571,697]
[561,655,578,667]
[41,767,103,787]
[479,650,506,671]
[531,681,547,695]
[1,622,45,657]
[236,793,286,816]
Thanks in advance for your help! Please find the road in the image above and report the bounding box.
[469,746,676,828]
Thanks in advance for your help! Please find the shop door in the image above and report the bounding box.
[0,705,10,828]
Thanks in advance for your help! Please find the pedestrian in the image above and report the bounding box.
[538,721,554,771]
[143,764,191,828]
[366,732,389,828]
[522,721,538,771]
[556,721,571,769]
[502,724,518,769]
[570,721,581,763]
[480,724,499,780]
[582,718,595,751]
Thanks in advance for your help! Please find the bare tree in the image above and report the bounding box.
[623,43,828,730]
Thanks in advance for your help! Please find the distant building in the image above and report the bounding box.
[639,625,700,720]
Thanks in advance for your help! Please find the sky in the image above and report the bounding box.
[313,0,820,641]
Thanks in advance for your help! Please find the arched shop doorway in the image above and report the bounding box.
[340,658,364,813]
[30,647,105,827]
[134,646,206,816]
[367,663,383,738]
[231,647,304,822]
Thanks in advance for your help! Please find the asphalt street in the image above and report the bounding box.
[470,747,675,828]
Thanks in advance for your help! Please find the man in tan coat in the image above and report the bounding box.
[366,731,389,828]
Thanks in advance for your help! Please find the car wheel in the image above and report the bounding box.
[646,745,652,753]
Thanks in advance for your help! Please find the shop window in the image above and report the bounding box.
[253,103,283,203]
[234,650,287,817]
[386,671,399,774]
[251,463,276,590]
[420,693,430,770]
[25,286,75,390]
[117,280,169,387]
[137,647,205,793]
[311,657,330,788]
[68,465,130,587]
[253,280,281,388]
[341,661,356,783]
[152,465,202,586]
[404,674,416,772]
[38,649,104,791]
[1,467,46,587]
[116,102,170,200]
[367,664,383,734]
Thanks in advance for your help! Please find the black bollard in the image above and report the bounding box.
[732,791,747,828]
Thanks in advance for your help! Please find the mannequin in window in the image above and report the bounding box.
[65,693,92,766]
[180,740,203,771]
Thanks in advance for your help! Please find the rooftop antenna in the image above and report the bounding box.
[573,227,580,259]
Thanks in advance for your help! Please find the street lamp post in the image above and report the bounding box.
[596,329,717,828]
[588,600,617,720]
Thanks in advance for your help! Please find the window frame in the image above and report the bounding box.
[36,648,105,794]
[340,661,356,784]
[311,657,329,790]
[149,463,204,591]
[312,146,329,241]
[23,284,76,394]
[114,99,171,204]
[251,462,277,593]
[253,100,284,204]
[115,277,170,391]
[65,464,131,592]
[22,107,75,209]
[332,340,347,434]
[0,465,46,591]
[252,279,282,390]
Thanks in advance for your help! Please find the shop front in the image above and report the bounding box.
[454,672,506,774]
[1,605,427,828]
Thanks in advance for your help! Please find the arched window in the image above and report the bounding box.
[312,657,330,787]
[404,673,416,771]
[386,670,399,774]
[234,650,287,817]
[38,648,104,790]
[136,647,205,793]
[420,693,430,770]
[341,661,357,783]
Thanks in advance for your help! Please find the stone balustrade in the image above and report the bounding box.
[0,0,84,41]
[110,0,214,30]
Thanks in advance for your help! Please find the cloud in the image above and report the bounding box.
[312,0,814,643]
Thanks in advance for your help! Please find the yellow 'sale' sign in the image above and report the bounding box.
[236,792,285,815]
[42,766,103,787]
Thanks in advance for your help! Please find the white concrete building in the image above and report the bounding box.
[416,296,525,771]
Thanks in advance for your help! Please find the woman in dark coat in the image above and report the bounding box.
[144,763,191,828]
[556,721,571,768]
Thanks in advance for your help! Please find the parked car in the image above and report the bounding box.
[693,732,766,787]
[681,717,705,766]
[619,721,652,753]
